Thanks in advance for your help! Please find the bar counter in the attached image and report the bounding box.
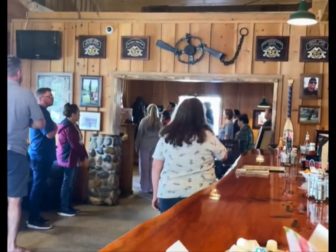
[100,150,328,252]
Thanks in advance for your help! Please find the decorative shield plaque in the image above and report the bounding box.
[300,36,329,62]
[121,36,150,60]
[255,36,289,61]
[78,36,106,58]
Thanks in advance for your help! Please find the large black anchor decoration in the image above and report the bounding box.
[156,27,249,65]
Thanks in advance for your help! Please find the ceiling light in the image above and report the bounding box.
[287,0,317,26]
[257,97,271,109]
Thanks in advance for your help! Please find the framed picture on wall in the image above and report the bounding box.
[121,36,150,60]
[79,75,102,107]
[79,111,101,131]
[300,36,329,62]
[298,106,321,124]
[255,36,289,61]
[300,74,322,99]
[36,72,73,123]
[78,35,106,58]
[252,109,266,129]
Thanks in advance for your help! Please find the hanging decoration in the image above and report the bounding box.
[156,27,248,65]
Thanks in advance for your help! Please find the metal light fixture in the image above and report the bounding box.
[257,97,271,109]
[287,0,317,26]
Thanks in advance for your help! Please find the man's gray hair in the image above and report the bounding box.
[8,55,21,77]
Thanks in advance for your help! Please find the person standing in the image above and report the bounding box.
[204,102,214,130]
[235,114,254,154]
[232,109,241,137]
[135,104,161,193]
[263,108,272,129]
[151,98,227,213]
[27,88,57,230]
[7,56,45,252]
[218,109,234,140]
[56,103,88,217]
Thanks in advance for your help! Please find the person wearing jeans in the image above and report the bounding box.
[60,167,76,213]
[56,103,88,217]
[27,88,57,230]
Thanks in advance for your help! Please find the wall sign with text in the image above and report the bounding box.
[121,36,150,60]
[300,36,328,62]
[255,36,289,61]
[78,36,106,58]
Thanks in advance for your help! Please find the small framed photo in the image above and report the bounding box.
[121,36,150,60]
[255,36,289,61]
[78,35,106,58]
[252,109,266,129]
[79,111,101,131]
[300,36,328,62]
[298,106,321,124]
[80,75,102,107]
[300,74,322,99]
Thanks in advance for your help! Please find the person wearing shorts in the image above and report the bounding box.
[7,56,45,252]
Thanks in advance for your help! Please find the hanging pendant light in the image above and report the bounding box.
[287,0,317,26]
[257,97,271,109]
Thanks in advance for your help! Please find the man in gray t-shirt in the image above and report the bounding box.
[7,56,45,252]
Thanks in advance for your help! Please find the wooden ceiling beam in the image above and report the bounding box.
[312,0,328,21]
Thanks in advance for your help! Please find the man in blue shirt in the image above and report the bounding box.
[27,88,57,230]
[8,56,45,252]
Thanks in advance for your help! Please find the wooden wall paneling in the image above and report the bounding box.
[101,22,119,132]
[190,23,211,74]
[174,23,190,73]
[252,23,282,75]
[64,23,76,73]
[118,23,132,72]
[209,23,236,74]
[87,22,101,77]
[152,81,166,107]
[220,83,240,114]
[130,23,145,72]
[160,23,176,73]
[143,23,161,72]
[235,23,254,74]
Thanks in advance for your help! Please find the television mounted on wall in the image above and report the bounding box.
[16,30,62,60]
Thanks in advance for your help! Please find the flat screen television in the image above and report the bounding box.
[16,30,62,60]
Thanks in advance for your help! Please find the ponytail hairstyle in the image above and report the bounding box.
[63,103,79,118]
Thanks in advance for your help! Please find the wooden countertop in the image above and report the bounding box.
[100,150,328,252]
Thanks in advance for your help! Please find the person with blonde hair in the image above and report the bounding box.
[135,104,162,193]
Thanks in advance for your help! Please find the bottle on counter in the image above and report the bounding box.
[304,131,310,155]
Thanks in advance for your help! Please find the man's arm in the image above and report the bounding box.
[46,123,58,139]
[30,118,45,129]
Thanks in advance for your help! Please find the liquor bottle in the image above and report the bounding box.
[304,131,310,155]
[283,80,294,165]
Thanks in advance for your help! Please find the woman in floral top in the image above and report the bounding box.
[152,98,227,213]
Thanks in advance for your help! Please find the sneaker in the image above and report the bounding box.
[69,207,81,214]
[38,216,49,223]
[57,209,76,217]
[26,219,53,230]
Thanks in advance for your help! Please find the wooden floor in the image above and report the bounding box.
[17,168,158,252]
